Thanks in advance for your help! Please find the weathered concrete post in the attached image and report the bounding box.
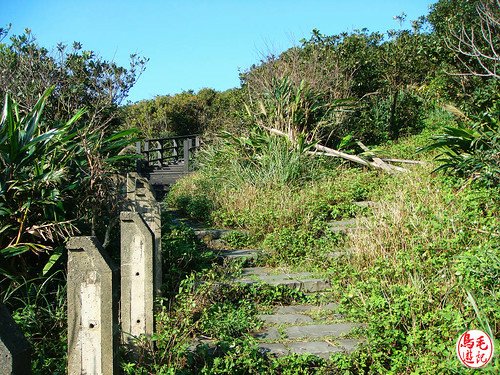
[120,212,154,345]
[126,172,162,296]
[0,303,31,374]
[67,236,118,375]
[183,139,190,172]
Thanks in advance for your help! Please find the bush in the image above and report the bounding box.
[3,271,67,374]
[342,89,426,144]
[423,101,500,185]
[0,89,139,279]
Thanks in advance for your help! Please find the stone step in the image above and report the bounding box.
[194,228,232,240]
[216,248,261,260]
[327,218,358,233]
[257,313,313,325]
[275,303,338,315]
[234,267,330,292]
[353,201,378,208]
[254,322,360,341]
[190,338,361,360]
[259,339,361,359]
[285,323,359,339]
[194,228,250,243]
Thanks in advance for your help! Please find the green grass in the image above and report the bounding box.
[3,107,498,374]
[161,108,499,373]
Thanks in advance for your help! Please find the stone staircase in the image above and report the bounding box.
[190,215,366,360]
[254,304,363,358]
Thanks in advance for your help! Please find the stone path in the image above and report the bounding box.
[218,249,363,359]
[182,203,372,360]
[234,267,331,293]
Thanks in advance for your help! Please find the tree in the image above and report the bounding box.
[0,28,148,131]
[0,28,145,278]
[447,0,500,78]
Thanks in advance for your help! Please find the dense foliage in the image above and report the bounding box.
[0,27,147,130]
[1,0,499,373]
[0,30,143,278]
[122,87,249,138]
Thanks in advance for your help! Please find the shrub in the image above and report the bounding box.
[422,101,500,185]
[3,271,67,374]
[198,301,261,341]
[0,88,139,279]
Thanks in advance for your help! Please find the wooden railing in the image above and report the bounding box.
[136,134,200,174]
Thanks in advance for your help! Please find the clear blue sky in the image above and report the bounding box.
[2,0,435,103]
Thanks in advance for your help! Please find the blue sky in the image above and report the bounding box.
[2,0,435,103]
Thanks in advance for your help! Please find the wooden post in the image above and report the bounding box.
[136,141,142,174]
[172,139,178,162]
[153,140,161,169]
[143,141,149,168]
[67,237,118,375]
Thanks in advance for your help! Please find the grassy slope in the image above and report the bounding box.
[164,108,499,373]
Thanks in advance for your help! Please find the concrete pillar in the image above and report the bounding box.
[183,139,190,172]
[0,303,31,375]
[126,172,162,297]
[120,212,154,345]
[67,236,118,375]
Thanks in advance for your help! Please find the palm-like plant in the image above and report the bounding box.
[422,102,500,185]
[0,88,82,260]
[0,88,140,277]
[245,76,352,145]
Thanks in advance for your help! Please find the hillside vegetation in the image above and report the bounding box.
[0,0,498,373]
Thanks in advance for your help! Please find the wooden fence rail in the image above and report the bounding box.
[136,135,200,172]
[136,135,201,189]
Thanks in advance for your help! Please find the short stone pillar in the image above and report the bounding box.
[183,139,190,172]
[67,236,118,375]
[0,303,31,374]
[126,172,162,296]
[120,212,155,345]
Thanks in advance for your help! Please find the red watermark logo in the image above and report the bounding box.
[456,330,494,368]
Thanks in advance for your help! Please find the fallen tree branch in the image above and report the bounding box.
[356,141,401,172]
[313,144,371,167]
[261,125,407,173]
[381,158,426,165]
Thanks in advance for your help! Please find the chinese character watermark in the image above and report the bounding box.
[456,330,494,368]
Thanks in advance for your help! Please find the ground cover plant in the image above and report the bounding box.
[1,0,499,373]
[163,105,499,373]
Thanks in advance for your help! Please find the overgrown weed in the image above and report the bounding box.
[334,165,500,373]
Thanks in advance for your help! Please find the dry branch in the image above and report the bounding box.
[381,158,426,165]
[261,124,407,173]
[356,141,401,172]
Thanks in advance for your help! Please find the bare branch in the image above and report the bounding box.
[446,0,500,78]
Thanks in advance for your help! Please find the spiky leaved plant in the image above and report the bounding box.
[0,87,82,265]
[0,87,140,279]
[421,101,499,185]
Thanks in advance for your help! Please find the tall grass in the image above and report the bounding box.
[338,165,499,372]
[2,271,67,374]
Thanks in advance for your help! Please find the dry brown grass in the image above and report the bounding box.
[346,165,460,281]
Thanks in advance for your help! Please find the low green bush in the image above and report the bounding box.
[199,300,261,340]
[3,271,67,374]
[423,101,500,186]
